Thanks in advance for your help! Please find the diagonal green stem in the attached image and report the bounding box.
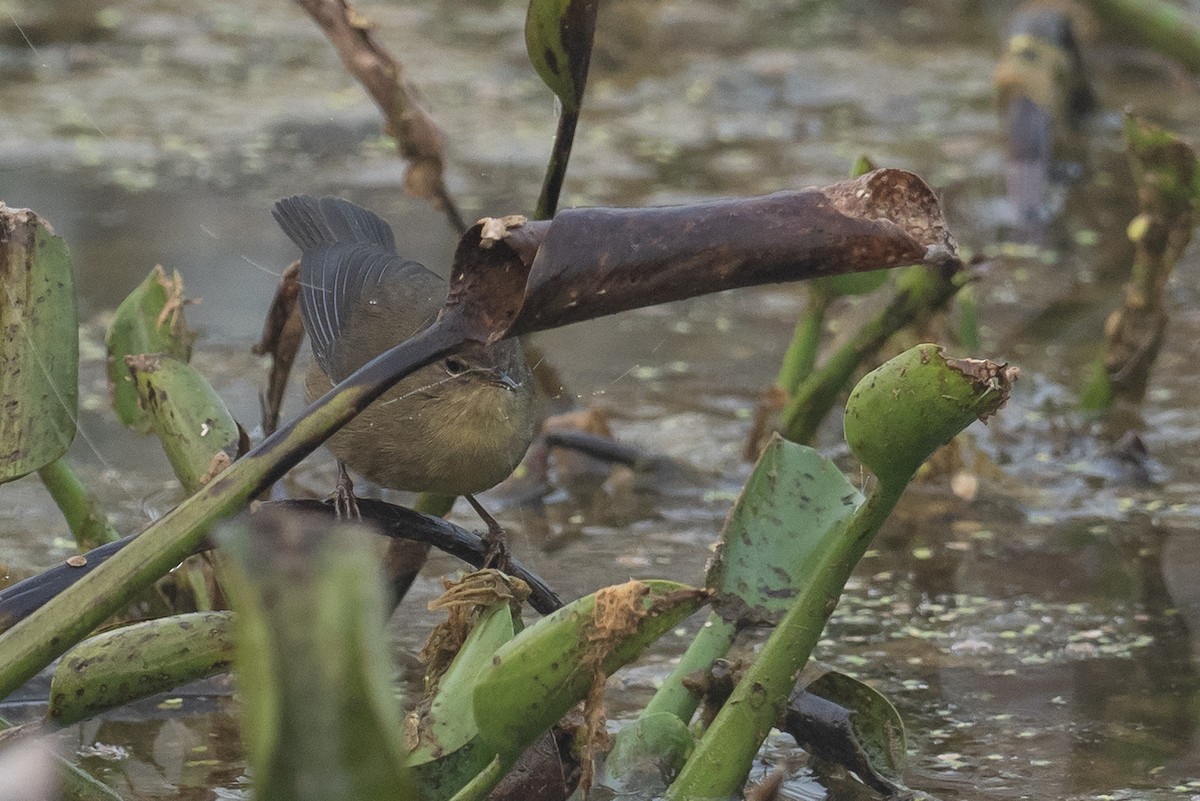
[640,612,738,724]
[775,289,831,395]
[665,479,906,800]
[0,322,462,702]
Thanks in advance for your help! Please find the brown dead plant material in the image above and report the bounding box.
[252,261,305,436]
[293,0,467,233]
[419,569,530,697]
[575,581,652,794]
[944,357,1020,422]
[1103,114,1197,403]
[150,265,199,344]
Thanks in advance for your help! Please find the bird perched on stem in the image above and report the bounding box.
[273,195,537,559]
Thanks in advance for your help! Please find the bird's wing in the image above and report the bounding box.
[273,195,433,378]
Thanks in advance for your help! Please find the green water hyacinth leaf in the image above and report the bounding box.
[126,354,245,493]
[220,510,415,801]
[407,603,517,800]
[472,580,707,773]
[105,265,195,433]
[48,611,234,726]
[607,437,862,787]
[708,435,862,626]
[844,343,1017,487]
[787,668,907,794]
[525,0,598,113]
[0,205,78,484]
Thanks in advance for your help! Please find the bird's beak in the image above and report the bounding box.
[489,370,522,391]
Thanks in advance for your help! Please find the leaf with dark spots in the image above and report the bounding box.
[126,354,247,494]
[49,612,234,726]
[705,436,863,628]
[525,0,599,113]
[0,204,77,484]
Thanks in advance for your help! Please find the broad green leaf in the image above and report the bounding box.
[105,265,194,433]
[0,206,78,483]
[49,612,234,726]
[220,510,415,801]
[126,354,244,493]
[707,435,862,626]
[525,0,599,113]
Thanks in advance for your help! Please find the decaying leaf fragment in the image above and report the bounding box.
[445,168,958,344]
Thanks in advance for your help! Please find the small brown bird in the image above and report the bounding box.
[272,196,537,533]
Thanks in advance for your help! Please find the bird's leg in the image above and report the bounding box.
[464,493,510,571]
[334,461,361,520]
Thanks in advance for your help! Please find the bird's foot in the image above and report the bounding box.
[334,462,362,521]
[466,493,511,572]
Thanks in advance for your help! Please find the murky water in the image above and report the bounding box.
[2,0,1200,798]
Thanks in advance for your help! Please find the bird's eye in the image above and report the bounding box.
[444,357,468,375]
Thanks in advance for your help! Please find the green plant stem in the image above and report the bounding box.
[780,265,960,445]
[445,756,506,801]
[1085,0,1200,73]
[641,612,737,723]
[535,109,579,220]
[0,322,459,702]
[665,479,907,800]
[37,457,120,552]
[775,289,831,395]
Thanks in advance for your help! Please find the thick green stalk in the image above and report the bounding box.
[37,457,120,552]
[775,289,831,395]
[640,612,737,723]
[665,480,906,800]
[445,757,505,801]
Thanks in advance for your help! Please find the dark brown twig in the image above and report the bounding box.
[252,261,306,436]
[293,0,467,234]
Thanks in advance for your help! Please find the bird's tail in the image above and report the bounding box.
[272,195,397,253]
